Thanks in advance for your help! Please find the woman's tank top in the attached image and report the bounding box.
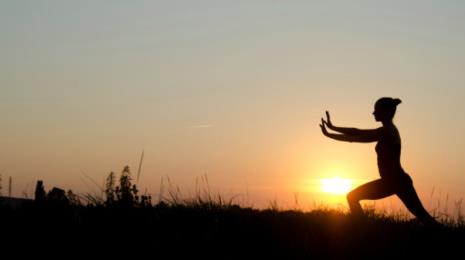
[375,125,405,178]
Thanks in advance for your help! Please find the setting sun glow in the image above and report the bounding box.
[320,177,353,195]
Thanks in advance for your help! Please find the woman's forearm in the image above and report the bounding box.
[329,125,361,136]
[325,133,353,142]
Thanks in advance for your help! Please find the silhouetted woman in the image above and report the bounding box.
[319,97,437,224]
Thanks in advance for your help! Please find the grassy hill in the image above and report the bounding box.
[1,199,464,259]
[3,168,462,258]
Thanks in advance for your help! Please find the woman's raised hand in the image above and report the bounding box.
[324,111,334,130]
[320,111,335,136]
[319,118,328,136]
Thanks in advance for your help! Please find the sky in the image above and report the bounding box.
[1,1,465,212]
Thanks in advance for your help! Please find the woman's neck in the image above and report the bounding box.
[382,120,394,127]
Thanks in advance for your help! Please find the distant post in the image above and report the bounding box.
[35,180,46,202]
[8,176,12,198]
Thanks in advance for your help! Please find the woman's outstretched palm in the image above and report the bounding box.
[320,111,333,136]
[324,111,333,129]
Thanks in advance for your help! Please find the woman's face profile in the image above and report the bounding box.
[373,104,385,122]
[373,109,381,122]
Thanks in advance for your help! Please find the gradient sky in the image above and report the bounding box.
[1,1,465,212]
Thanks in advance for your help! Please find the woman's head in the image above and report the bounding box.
[373,97,402,122]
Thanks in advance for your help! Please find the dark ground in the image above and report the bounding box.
[2,202,464,259]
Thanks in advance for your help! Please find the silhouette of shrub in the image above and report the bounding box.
[104,165,151,207]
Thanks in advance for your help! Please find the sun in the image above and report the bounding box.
[320,177,353,194]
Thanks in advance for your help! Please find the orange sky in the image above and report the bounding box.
[1,1,465,215]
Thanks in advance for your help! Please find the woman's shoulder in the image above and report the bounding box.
[379,124,401,141]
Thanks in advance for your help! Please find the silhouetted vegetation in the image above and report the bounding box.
[103,166,152,207]
[1,166,464,258]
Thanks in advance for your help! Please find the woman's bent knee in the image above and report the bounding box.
[347,191,358,203]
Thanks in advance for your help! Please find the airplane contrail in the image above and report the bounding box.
[189,124,212,129]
